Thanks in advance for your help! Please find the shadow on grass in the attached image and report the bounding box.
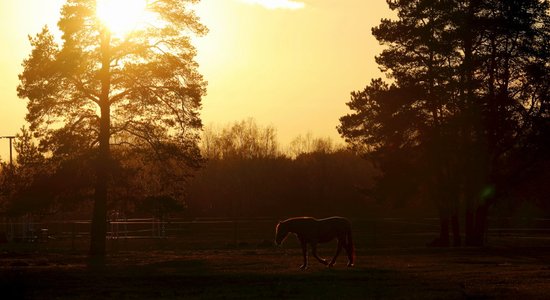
[0,262,464,299]
[3,246,550,299]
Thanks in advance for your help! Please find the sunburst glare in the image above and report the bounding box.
[96,0,148,36]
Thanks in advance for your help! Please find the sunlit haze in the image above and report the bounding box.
[0,0,391,161]
[241,0,305,10]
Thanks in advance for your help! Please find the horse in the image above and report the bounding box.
[275,216,355,270]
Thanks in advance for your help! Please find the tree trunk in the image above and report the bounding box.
[451,212,461,247]
[465,201,489,247]
[465,206,475,246]
[440,216,450,242]
[434,216,450,247]
[89,147,108,261]
[428,210,450,247]
[472,204,489,246]
[89,30,112,264]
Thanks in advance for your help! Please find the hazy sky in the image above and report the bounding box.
[0,0,391,160]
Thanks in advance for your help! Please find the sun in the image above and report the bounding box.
[96,0,148,36]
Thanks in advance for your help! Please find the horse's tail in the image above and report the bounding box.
[346,227,355,265]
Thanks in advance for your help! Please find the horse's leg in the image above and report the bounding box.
[311,243,328,265]
[299,239,308,270]
[344,240,354,267]
[329,239,344,267]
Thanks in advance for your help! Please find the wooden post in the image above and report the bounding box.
[71,222,76,251]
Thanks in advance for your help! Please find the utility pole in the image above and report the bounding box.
[1,136,16,166]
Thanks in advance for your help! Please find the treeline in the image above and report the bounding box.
[187,119,377,217]
[0,119,381,220]
[0,127,195,220]
[2,114,545,222]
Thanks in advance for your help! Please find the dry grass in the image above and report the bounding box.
[2,242,550,299]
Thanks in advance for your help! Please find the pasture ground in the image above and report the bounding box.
[2,244,550,299]
[1,219,550,299]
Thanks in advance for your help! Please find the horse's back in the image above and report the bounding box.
[284,216,350,227]
[318,216,351,224]
[281,217,349,243]
[318,217,352,230]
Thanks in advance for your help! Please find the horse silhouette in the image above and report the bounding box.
[275,216,355,270]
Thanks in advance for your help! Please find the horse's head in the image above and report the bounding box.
[275,221,289,246]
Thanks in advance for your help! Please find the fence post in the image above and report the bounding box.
[71,222,76,251]
[233,219,239,245]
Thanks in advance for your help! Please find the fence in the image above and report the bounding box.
[2,217,550,251]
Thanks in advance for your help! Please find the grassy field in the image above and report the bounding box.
[2,244,550,299]
[1,219,550,299]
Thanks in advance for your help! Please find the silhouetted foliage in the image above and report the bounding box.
[0,128,97,218]
[187,120,376,218]
[136,195,185,220]
[17,0,206,259]
[0,129,197,221]
[202,119,280,160]
[287,132,340,158]
[339,0,550,246]
[1,128,52,218]
[187,150,375,218]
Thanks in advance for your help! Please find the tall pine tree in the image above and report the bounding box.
[18,0,206,261]
[339,0,550,246]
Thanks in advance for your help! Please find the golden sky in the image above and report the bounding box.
[0,0,390,160]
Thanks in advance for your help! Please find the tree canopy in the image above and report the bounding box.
[339,0,550,246]
[17,0,207,260]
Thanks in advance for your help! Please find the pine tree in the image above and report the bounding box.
[18,0,206,261]
[339,0,550,246]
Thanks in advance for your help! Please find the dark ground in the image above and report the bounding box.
[1,219,550,299]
